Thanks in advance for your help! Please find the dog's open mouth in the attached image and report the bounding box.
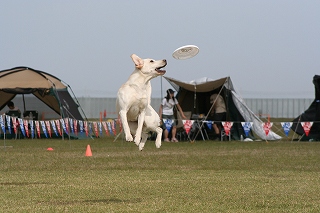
[155,65,166,75]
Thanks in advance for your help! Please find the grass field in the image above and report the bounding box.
[1,137,320,212]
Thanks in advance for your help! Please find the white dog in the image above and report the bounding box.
[116,54,166,150]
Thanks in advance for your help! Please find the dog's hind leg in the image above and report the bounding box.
[154,127,163,149]
[138,132,148,151]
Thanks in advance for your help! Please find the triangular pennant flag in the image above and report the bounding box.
[29,120,35,139]
[93,122,99,137]
[18,118,26,137]
[0,114,5,133]
[222,122,233,136]
[50,120,59,137]
[55,120,62,136]
[73,119,78,135]
[79,120,84,133]
[98,122,103,135]
[40,121,48,138]
[23,119,29,137]
[5,115,11,134]
[12,117,17,134]
[60,119,68,134]
[262,122,273,136]
[88,122,93,135]
[107,121,113,135]
[84,121,89,137]
[163,119,174,132]
[182,120,194,134]
[45,121,52,138]
[102,122,110,136]
[204,120,213,130]
[69,118,74,134]
[35,121,41,138]
[64,118,70,134]
[111,120,117,135]
[281,122,293,137]
[241,122,253,137]
[301,122,313,137]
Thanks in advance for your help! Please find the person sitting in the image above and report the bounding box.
[209,93,226,140]
[6,101,21,117]
[159,89,186,142]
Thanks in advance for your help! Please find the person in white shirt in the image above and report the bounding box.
[209,93,227,138]
[159,89,186,142]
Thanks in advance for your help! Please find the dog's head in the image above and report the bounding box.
[131,54,166,77]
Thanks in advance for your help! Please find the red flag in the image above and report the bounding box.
[23,119,29,137]
[84,121,88,137]
[301,122,313,136]
[45,121,52,138]
[35,121,41,138]
[102,122,110,136]
[74,119,78,135]
[262,122,273,136]
[183,120,194,134]
[222,122,234,136]
[55,120,62,136]
[93,122,99,137]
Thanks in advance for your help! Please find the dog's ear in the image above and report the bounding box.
[131,54,144,69]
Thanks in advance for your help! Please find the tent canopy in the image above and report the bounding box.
[164,76,281,141]
[0,67,84,120]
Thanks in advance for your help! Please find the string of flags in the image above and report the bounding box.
[0,113,315,139]
[163,119,315,137]
[0,114,122,139]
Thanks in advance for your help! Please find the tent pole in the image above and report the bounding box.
[22,94,26,112]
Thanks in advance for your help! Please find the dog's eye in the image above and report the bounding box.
[150,60,154,63]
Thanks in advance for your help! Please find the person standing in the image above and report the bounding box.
[159,89,186,142]
[209,93,227,139]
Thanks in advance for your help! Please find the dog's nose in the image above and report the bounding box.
[163,59,167,63]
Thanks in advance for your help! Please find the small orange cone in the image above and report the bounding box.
[85,144,92,157]
[47,147,54,151]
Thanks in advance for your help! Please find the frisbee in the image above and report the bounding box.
[172,45,199,60]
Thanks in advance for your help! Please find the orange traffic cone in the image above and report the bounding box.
[85,144,92,157]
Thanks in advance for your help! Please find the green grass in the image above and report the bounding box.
[1,138,320,212]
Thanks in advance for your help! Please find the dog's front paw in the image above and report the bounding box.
[155,139,161,148]
[126,134,134,142]
[138,143,145,151]
[134,137,141,146]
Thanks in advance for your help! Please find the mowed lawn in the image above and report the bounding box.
[1,137,320,212]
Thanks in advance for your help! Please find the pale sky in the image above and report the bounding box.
[1,1,319,99]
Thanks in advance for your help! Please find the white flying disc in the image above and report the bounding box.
[172,45,199,60]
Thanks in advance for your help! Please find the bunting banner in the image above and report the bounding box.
[262,122,273,136]
[29,120,35,139]
[163,119,174,132]
[0,114,5,133]
[55,120,62,136]
[107,121,113,135]
[93,122,99,137]
[301,122,313,137]
[281,122,293,137]
[182,120,194,134]
[74,119,78,135]
[222,122,233,136]
[35,121,41,138]
[98,122,103,135]
[241,122,253,137]
[111,120,117,135]
[5,115,11,134]
[203,120,213,130]
[60,119,68,134]
[102,121,110,136]
[69,118,74,134]
[50,120,58,137]
[79,120,84,133]
[23,119,29,137]
[84,121,88,137]
[12,117,17,134]
[45,121,52,138]
[40,121,48,138]
[18,118,26,137]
